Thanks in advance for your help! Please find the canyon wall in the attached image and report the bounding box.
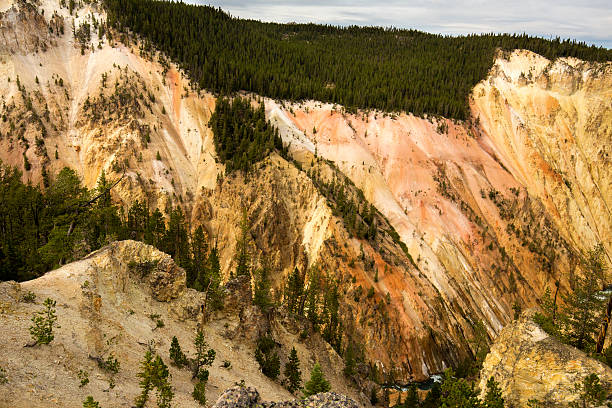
[0,0,610,382]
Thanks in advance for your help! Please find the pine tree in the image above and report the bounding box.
[562,245,607,351]
[234,209,251,277]
[255,335,280,379]
[284,347,302,393]
[570,373,606,408]
[29,298,58,345]
[482,377,504,408]
[169,336,187,368]
[439,369,480,408]
[192,379,207,405]
[82,396,100,408]
[285,267,304,315]
[194,329,216,382]
[303,363,331,397]
[135,350,173,408]
[404,383,419,408]
[253,259,272,311]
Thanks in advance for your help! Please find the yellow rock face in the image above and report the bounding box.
[480,312,612,406]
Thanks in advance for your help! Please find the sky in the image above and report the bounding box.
[188,0,612,49]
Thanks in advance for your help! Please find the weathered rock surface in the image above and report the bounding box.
[212,386,360,408]
[479,312,612,407]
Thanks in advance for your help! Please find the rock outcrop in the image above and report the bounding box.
[212,386,359,408]
[0,240,369,407]
[479,312,612,407]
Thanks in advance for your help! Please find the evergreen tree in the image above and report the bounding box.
[562,245,607,351]
[29,298,58,345]
[482,377,504,408]
[190,226,208,288]
[285,267,304,314]
[192,379,207,405]
[135,350,174,408]
[82,396,100,408]
[284,347,302,393]
[234,209,251,277]
[404,384,419,408]
[570,373,606,408]
[105,0,612,121]
[194,329,216,381]
[253,258,273,311]
[303,363,331,397]
[255,334,280,379]
[169,336,187,368]
[439,369,480,408]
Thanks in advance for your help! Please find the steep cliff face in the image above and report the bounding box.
[0,0,610,386]
[479,312,612,407]
[471,49,612,272]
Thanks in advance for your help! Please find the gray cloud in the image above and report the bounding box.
[186,0,612,48]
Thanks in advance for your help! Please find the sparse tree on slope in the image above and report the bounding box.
[303,363,331,397]
[284,347,302,393]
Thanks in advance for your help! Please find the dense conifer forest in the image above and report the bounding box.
[210,97,285,173]
[104,0,612,119]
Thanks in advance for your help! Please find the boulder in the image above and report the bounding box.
[479,311,612,407]
[212,386,360,408]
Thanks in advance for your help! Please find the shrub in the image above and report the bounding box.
[22,291,36,303]
[98,355,120,374]
[78,370,89,387]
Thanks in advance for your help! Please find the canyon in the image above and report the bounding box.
[0,0,610,396]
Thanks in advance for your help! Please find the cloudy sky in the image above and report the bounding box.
[188,0,612,48]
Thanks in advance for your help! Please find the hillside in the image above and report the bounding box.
[103,0,612,119]
[0,0,610,396]
[0,240,368,407]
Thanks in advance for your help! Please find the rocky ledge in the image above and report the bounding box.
[212,386,360,408]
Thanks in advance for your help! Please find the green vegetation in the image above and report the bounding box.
[82,396,100,408]
[169,336,188,368]
[192,329,216,405]
[29,298,58,345]
[104,0,612,120]
[534,245,608,354]
[0,163,224,310]
[22,291,36,303]
[98,355,120,374]
[193,329,216,382]
[210,97,285,174]
[570,374,607,408]
[135,349,173,408]
[303,363,331,397]
[255,334,280,380]
[283,266,343,353]
[0,366,7,384]
[78,370,89,387]
[284,347,302,394]
[253,259,273,311]
[482,377,505,408]
[233,209,252,277]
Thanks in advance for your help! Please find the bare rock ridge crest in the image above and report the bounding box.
[0,0,610,391]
